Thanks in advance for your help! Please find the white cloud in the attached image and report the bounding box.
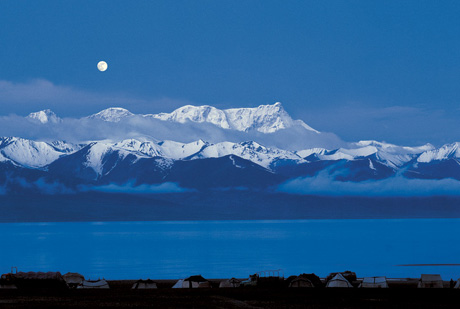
[0,79,193,117]
[82,181,193,193]
[0,109,344,150]
[277,172,460,197]
[4,177,75,195]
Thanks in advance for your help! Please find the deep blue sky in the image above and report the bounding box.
[1,0,460,146]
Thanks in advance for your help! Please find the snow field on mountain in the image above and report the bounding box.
[1,103,457,181]
[0,137,74,168]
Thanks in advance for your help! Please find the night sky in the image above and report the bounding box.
[1,0,460,145]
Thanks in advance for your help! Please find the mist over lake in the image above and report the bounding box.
[2,192,460,222]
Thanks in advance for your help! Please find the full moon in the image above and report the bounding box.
[97,61,108,72]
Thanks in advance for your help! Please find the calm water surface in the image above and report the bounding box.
[1,219,459,280]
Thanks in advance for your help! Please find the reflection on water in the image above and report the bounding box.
[1,219,460,280]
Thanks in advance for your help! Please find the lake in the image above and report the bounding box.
[1,219,459,280]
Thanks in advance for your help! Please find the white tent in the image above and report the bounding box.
[326,273,353,288]
[77,279,110,289]
[219,278,241,288]
[172,275,210,288]
[172,279,185,288]
[360,277,389,288]
[172,280,207,288]
[63,272,85,288]
[417,274,443,288]
[132,279,158,289]
[453,278,460,289]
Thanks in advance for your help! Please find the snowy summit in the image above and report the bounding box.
[85,102,319,133]
[148,102,319,134]
[27,109,61,124]
[88,107,134,122]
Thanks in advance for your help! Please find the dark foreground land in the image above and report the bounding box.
[1,280,460,308]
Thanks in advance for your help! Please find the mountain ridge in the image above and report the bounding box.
[1,102,459,194]
[1,135,460,193]
[28,102,319,134]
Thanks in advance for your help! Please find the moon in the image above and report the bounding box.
[97,61,108,72]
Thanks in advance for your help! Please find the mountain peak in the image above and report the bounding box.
[150,105,231,129]
[259,101,284,111]
[88,107,134,122]
[417,142,460,163]
[27,109,61,124]
[224,102,315,133]
[149,102,318,134]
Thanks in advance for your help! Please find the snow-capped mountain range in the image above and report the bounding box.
[1,102,460,193]
[76,102,318,133]
[145,102,319,133]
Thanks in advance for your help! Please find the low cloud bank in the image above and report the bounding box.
[4,177,75,195]
[2,178,191,195]
[81,181,193,194]
[3,174,460,197]
[0,79,344,150]
[0,113,343,150]
[277,172,460,197]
